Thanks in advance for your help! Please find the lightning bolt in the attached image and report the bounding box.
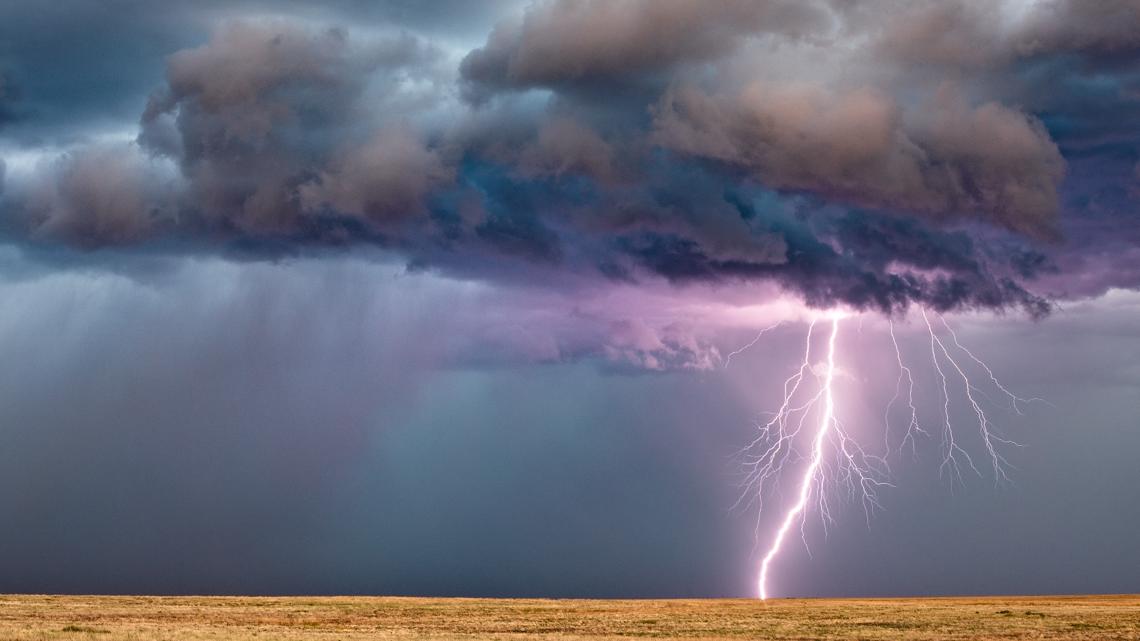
[757,313,842,600]
[741,307,1034,600]
[723,321,784,369]
[885,320,925,457]
[921,308,1024,484]
[935,313,1048,416]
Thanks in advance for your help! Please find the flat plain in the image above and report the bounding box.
[0,594,1137,640]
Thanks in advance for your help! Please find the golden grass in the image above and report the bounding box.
[0,594,1136,640]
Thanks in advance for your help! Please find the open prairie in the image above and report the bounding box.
[0,594,1137,640]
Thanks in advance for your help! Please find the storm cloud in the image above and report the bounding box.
[876,0,1140,68]
[0,0,1137,316]
[459,0,830,100]
[653,83,1064,240]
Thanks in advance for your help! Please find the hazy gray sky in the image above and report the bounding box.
[0,257,1136,597]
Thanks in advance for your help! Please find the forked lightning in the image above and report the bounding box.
[732,309,1037,599]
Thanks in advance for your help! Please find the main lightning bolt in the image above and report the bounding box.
[757,313,842,600]
[739,308,1035,600]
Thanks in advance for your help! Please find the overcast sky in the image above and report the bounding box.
[0,0,1137,598]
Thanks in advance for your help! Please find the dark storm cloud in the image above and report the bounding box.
[459,0,829,101]
[300,127,452,224]
[0,0,1137,315]
[1029,153,1140,299]
[516,117,620,183]
[652,83,1065,240]
[14,143,174,246]
[1020,0,1140,57]
[876,0,1140,68]
[617,209,1052,317]
[0,1,506,144]
[136,20,446,238]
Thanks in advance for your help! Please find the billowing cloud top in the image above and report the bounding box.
[1,0,1138,316]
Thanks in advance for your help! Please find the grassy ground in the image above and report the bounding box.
[0,594,1136,640]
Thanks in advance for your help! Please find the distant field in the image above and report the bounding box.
[0,594,1137,640]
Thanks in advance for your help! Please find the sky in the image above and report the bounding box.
[0,0,1137,598]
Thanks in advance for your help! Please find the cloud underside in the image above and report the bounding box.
[1,0,1138,315]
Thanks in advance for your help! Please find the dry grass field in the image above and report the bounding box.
[0,594,1137,640]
